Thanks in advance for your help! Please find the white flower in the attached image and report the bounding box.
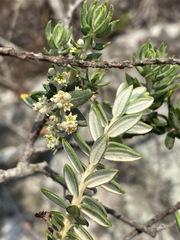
[45,134,60,149]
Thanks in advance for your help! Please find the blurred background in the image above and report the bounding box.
[0,0,180,239]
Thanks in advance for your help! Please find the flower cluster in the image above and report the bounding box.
[32,89,78,150]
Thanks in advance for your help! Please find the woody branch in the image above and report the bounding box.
[0,47,180,69]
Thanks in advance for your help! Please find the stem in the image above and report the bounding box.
[59,163,95,238]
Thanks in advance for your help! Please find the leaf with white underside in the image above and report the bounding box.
[102,180,126,194]
[104,146,142,161]
[89,135,108,165]
[126,121,152,134]
[74,226,94,240]
[62,139,84,173]
[41,188,68,208]
[84,169,118,188]
[125,97,154,114]
[108,114,141,137]
[81,204,112,227]
[129,86,147,102]
[112,85,133,118]
[89,105,104,140]
[82,196,107,216]
[64,164,79,196]
[73,132,90,156]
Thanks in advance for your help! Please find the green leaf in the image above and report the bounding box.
[75,216,89,226]
[45,20,52,42]
[82,196,107,216]
[104,145,142,162]
[126,121,152,134]
[92,42,111,50]
[54,175,67,188]
[30,90,47,101]
[89,135,108,165]
[89,104,104,141]
[66,205,80,218]
[108,114,141,137]
[93,101,108,127]
[92,2,106,30]
[165,132,175,150]
[64,164,79,196]
[41,188,68,208]
[102,180,125,194]
[84,169,118,188]
[74,225,94,240]
[169,110,180,131]
[52,23,62,47]
[67,231,79,240]
[175,211,180,234]
[81,204,112,227]
[73,132,90,156]
[62,139,84,173]
[70,89,93,108]
[46,231,56,240]
[112,85,133,118]
[80,0,91,34]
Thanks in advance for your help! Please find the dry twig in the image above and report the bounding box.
[0,47,180,70]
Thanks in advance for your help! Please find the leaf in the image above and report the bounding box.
[46,231,56,240]
[112,85,133,118]
[70,89,93,108]
[89,105,104,141]
[73,132,90,156]
[129,86,147,102]
[82,196,107,216]
[80,0,91,34]
[108,114,141,137]
[104,146,142,162]
[175,211,180,234]
[169,110,180,131]
[41,188,68,208]
[45,20,52,42]
[92,42,111,50]
[93,101,108,127]
[125,97,154,114]
[165,132,175,150]
[66,205,80,218]
[75,216,89,226]
[62,139,84,173]
[74,225,94,240]
[64,164,79,196]
[126,121,152,134]
[81,204,112,227]
[84,169,118,188]
[89,135,108,165]
[102,180,125,194]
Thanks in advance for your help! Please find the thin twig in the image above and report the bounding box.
[122,201,180,240]
[64,0,84,27]
[0,47,180,69]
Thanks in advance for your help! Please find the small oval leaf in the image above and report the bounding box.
[74,225,94,240]
[112,85,133,118]
[102,180,126,194]
[84,169,118,188]
[64,164,79,196]
[89,105,104,141]
[62,139,84,173]
[108,114,141,137]
[89,135,108,165]
[41,188,68,208]
[126,121,152,134]
[81,204,112,227]
[125,97,154,114]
